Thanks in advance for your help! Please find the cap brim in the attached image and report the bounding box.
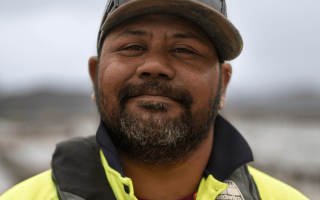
[99,0,243,61]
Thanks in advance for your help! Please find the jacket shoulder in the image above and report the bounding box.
[248,166,309,200]
[0,170,58,200]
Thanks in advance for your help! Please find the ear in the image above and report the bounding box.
[88,56,98,84]
[88,56,98,103]
[219,62,232,110]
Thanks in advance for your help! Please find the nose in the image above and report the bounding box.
[136,50,175,80]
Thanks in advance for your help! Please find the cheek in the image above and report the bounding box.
[98,56,137,104]
[179,64,220,112]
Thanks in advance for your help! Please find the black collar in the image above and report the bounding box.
[96,114,253,182]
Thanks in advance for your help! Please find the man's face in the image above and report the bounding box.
[94,14,222,165]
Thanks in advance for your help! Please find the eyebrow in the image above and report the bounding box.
[115,29,206,45]
[171,32,206,45]
[115,29,149,40]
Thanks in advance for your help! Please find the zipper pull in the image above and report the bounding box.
[193,192,198,200]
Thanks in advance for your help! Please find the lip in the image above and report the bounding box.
[129,90,178,101]
[130,95,176,103]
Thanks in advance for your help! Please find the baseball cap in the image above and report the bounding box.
[97,0,243,61]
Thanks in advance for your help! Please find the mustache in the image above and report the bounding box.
[117,80,193,109]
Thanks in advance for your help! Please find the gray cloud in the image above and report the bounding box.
[0,0,319,98]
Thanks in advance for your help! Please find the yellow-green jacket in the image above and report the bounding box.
[0,115,309,200]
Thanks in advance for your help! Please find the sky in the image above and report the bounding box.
[0,0,320,98]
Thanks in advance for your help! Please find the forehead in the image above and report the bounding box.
[106,14,212,44]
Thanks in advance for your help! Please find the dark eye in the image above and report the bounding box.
[124,45,144,50]
[173,48,194,53]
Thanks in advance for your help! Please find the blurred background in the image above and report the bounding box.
[0,0,319,198]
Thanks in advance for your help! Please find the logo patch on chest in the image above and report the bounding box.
[215,180,244,200]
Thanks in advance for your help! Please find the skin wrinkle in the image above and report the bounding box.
[93,14,223,166]
[115,29,207,48]
[87,14,235,199]
[115,29,151,41]
[96,78,221,165]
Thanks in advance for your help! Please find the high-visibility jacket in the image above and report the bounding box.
[0,115,309,200]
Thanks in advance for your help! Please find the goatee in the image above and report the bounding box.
[96,80,221,165]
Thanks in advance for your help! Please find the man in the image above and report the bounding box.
[0,0,308,199]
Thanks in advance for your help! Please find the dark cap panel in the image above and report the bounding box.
[116,0,225,16]
[197,0,224,15]
[97,0,242,61]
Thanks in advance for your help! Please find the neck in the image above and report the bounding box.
[118,127,214,200]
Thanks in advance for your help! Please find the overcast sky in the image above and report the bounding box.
[1,0,320,98]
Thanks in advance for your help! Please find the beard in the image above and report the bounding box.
[95,79,221,166]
